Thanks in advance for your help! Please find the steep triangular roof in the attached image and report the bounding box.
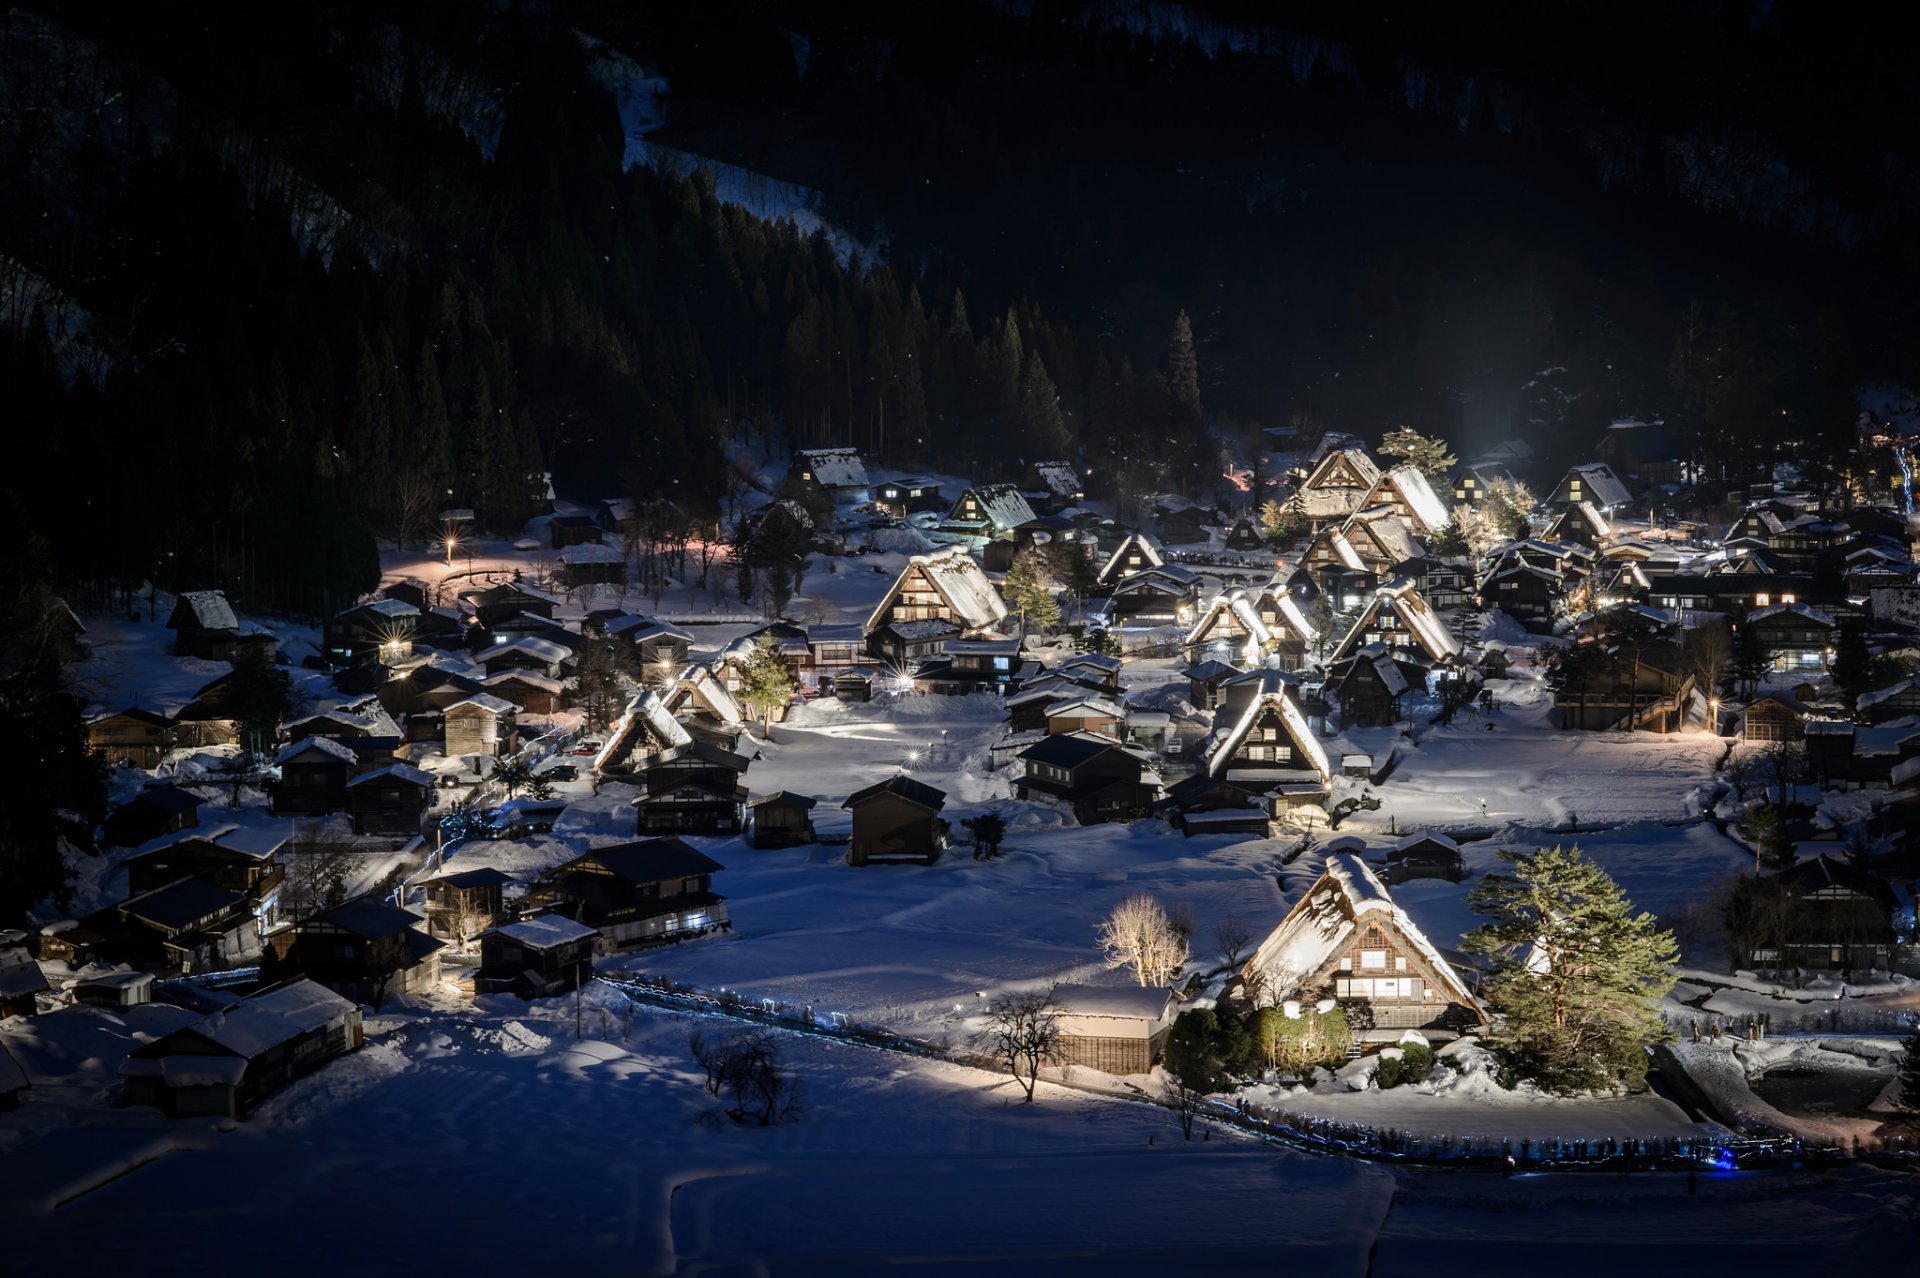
[945,484,1037,531]
[792,448,869,490]
[1098,532,1165,583]
[1363,465,1451,535]
[1329,577,1461,665]
[864,546,1009,634]
[1295,448,1383,521]
[1243,853,1481,1013]
[663,664,744,726]
[1202,688,1331,782]
[1184,589,1271,663]
[595,690,693,772]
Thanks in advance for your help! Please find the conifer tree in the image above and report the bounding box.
[1167,308,1201,430]
[737,635,796,742]
[1003,547,1060,638]
[1464,845,1678,1093]
[1379,426,1458,482]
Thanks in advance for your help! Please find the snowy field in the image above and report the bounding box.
[6,996,1915,1276]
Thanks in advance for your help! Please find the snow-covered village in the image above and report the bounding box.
[5,4,1920,1275]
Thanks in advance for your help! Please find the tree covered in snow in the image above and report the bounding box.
[974,988,1060,1103]
[736,635,796,741]
[1480,476,1538,540]
[1464,845,1678,1094]
[1003,547,1060,638]
[1096,893,1189,987]
[1379,426,1457,482]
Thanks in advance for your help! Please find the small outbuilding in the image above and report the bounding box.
[476,916,600,999]
[747,791,818,849]
[1050,984,1180,1075]
[120,979,362,1118]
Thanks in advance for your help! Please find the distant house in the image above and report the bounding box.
[166,590,276,663]
[1592,417,1683,488]
[1553,643,1696,733]
[267,896,444,1005]
[1096,532,1166,589]
[556,542,629,588]
[121,979,362,1118]
[1543,502,1611,548]
[345,762,435,837]
[1045,695,1127,738]
[482,668,565,717]
[86,707,177,769]
[421,867,512,946]
[785,448,871,505]
[1360,465,1451,539]
[1191,679,1332,812]
[586,613,694,674]
[633,742,751,836]
[1740,691,1812,744]
[864,547,1009,660]
[443,694,521,759]
[475,635,574,680]
[1183,585,1317,670]
[1323,643,1423,728]
[1182,659,1240,711]
[1050,984,1179,1075]
[271,735,361,816]
[1103,565,1201,623]
[1476,555,1564,630]
[940,484,1039,539]
[83,878,259,975]
[102,783,204,848]
[1383,832,1465,885]
[322,597,432,666]
[1015,733,1160,825]
[911,637,1037,696]
[1243,854,1483,1037]
[1546,463,1631,514]
[1744,855,1899,971]
[746,791,818,849]
[873,476,945,518]
[1327,578,1461,667]
[1860,677,1920,724]
[1743,603,1837,673]
[125,823,286,922]
[1153,501,1212,545]
[827,667,882,702]
[594,690,693,777]
[524,839,729,952]
[844,775,948,865]
[460,582,557,634]
[1447,460,1511,507]
[1292,447,1382,532]
[1022,460,1085,513]
[476,916,600,999]
[549,512,604,549]
[72,969,154,1009]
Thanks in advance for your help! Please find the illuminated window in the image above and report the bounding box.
[1782,593,1796,603]
[1755,593,1771,606]
[1360,949,1387,969]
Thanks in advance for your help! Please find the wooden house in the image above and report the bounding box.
[1050,653,1125,695]
[1742,603,1837,674]
[633,742,751,836]
[1022,460,1085,514]
[1323,643,1423,728]
[1328,578,1462,667]
[746,791,818,849]
[1243,853,1482,1037]
[1552,644,1696,732]
[1050,984,1180,1075]
[1293,447,1382,532]
[1476,643,1512,680]
[911,637,1034,695]
[82,878,260,974]
[1544,502,1611,548]
[322,597,429,666]
[1182,659,1240,711]
[594,690,694,777]
[102,783,204,848]
[443,693,520,759]
[1545,462,1631,514]
[1095,532,1166,589]
[1477,556,1564,629]
[475,635,573,681]
[865,546,1009,660]
[1447,460,1511,507]
[125,823,286,921]
[166,590,276,662]
[548,512,604,549]
[1103,564,1201,623]
[460,582,557,635]
[86,707,177,769]
[1003,675,1114,732]
[874,476,945,518]
[1194,681,1332,812]
[346,762,435,837]
[827,667,882,702]
[121,979,362,1118]
[1859,677,1920,724]
[267,896,444,1005]
[1592,418,1683,488]
[784,448,871,505]
[271,735,361,816]
[844,775,949,865]
[1224,517,1265,551]
[72,970,155,1009]
[1183,589,1269,669]
[476,916,600,999]
[1745,855,1899,971]
[1360,464,1451,539]
[1045,695,1127,738]
[1015,733,1160,824]
[557,542,629,588]
[661,665,748,749]
[523,839,729,952]
[482,669,564,717]
[1153,501,1213,545]
[939,484,1039,539]
[421,866,512,946]
[1383,832,1466,885]
[1740,691,1812,744]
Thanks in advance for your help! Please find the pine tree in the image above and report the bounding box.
[1167,308,1201,430]
[1019,350,1071,459]
[1379,426,1457,482]
[1003,547,1060,639]
[737,635,796,742]
[568,635,628,729]
[1463,845,1679,1094]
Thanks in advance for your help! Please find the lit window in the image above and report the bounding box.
[1755,593,1770,607]
[1360,949,1387,970]
[1782,593,1796,604]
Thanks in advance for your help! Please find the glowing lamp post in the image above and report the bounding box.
[445,536,457,567]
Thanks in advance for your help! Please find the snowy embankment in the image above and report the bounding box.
[1663,1038,1902,1147]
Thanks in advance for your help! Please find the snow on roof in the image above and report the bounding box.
[794,448,869,489]
[880,618,962,641]
[346,762,436,789]
[475,636,572,666]
[1565,463,1631,509]
[596,690,692,771]
[175,590,238,633]
[557,542,626,564]
[1347,506,1420,564]
[1099,532,1165,580]
[1045,695,1127,720]
[139,823,285,862]
[952,483,1037,530]
[446,693,522,717]
[141,979,356,1063]
[484,915,600,949]
[1050,983,1177,1023]
[1184,589,1271,659]
[1245,853,1479,1012]
[1746,602,1836,628]
[865,545,1009,633]
[1204,687,1331,783]
[666,665,743,726]
[1027,460,1082,497]
[1372,465,1450,533]
[483,669,566,694]
[274,734,359,766]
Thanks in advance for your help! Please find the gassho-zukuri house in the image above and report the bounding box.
[1242,853,1483,1040]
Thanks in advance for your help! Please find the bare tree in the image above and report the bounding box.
[688,1028,803,1124]
[1096,894,1190,987]
[1164,1072,1209,1141]
[1684,620,1733,698]
[974,988,1061,1103]
[1212,913,1255,969]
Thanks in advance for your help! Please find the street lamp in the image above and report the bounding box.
[1708,697,1719,736]
[445,536,458,567]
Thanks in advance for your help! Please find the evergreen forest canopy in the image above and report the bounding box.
[3,1,1918,618]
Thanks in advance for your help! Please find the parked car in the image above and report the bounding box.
[539,763,579,782]
[570,739,603,756]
